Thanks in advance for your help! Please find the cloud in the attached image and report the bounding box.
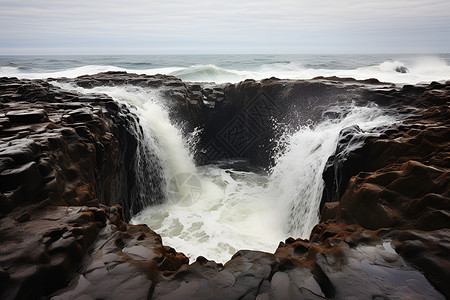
[0,0,449,54]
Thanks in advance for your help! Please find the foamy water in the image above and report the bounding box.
[268,104,398,238]
[54,82,399,263]
[2,54,449,85]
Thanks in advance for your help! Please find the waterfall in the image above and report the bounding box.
[57,83,399,263]
[118,107,166,216]
[55,83,197,216]
[268,103,398,237]
[107,86,197,214]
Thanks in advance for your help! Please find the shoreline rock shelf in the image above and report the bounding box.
[0,76,187,299]
[0,73,449,299]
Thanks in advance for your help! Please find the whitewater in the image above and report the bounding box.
[54,80,399,263]
[3,54,441,263]
[1,54,450,85]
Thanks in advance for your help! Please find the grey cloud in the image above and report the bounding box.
[0,0,449,54]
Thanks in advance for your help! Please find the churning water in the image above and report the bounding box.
[55,82,399,263]
[2,54,450,85]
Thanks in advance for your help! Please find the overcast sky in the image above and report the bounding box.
[0,0,449,55]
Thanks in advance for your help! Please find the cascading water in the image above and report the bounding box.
[55,83,196,215]
[121,106,166,216]
[57,83,399,263]
[268,104,399,237]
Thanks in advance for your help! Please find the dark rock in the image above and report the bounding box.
[68,108,95,122]
[321,125,366,212]
[0,268,10,294]
[392,230,450,297]
[51,212,187,300]
[0,117,10,128]
[0,138,38,164]
[15,212,31,222]
[1,74,449,299]
[0,161,41,201]
[6,109,49,123]
[0,206,106,298]
[0,156,14,172]
[395,66,409,73]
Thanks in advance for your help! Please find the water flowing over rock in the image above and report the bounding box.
[0,76,187,299]
[0,73,449,299]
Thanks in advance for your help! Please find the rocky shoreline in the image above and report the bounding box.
[0,73,449,299]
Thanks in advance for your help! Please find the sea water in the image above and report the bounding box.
[2,54,443,263]
[1,54,450,85]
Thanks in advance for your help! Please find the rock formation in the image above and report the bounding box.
[0,73,449,299]
[0,77,187,299]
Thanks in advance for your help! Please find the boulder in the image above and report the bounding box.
[395,66,409,73]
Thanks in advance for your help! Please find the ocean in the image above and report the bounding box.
[2,54,448,262]
[1,54,450,84]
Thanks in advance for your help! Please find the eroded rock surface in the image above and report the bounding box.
[318,81,450,297]
[0,74,449,299]
[0,76,187,299]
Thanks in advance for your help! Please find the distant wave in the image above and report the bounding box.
[0,66,21,74]
[124,62,154,67]
[170,64,246,82]
[5,63,31,71]
[1,57,449,85]
[168,58,450,84]
[0,65,125,79]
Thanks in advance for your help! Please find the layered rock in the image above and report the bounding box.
[192,78,395,167]
[0,77,187,299]
[64,73,398,168]
[318,81,450,297]
[0,73,449,299]
[152,227,444,299]
[0,77,119,212]
[149,77,450,298]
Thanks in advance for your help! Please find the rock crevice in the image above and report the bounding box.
[0,74,449,299]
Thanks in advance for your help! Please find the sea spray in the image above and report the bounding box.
[3,54,450,84]
[54,83,197,213]
[127,94,399,262]
[55,83,399,263]
[268,104,398,237]
[133,163,284,263]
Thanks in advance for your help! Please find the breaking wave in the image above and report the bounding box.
[1,56,449,85]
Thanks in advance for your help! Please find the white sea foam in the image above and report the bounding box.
[2,65,126,79]
[4,56,449,85]
[2,65,183,80]
[130,103,398,263]
[53,82,400,263]
[54,83,196,182]
[132,164,284,263]
[268,104,398,237]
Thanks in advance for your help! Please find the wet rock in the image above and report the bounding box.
[68,108,95,122]
[313,80,450,297]
[0,206,105,299]
[0,139,38,164]
[0,117,10,127]
[395,66,409,73]
[0,161,40,192]
[152,231,445,299]
[0,156,14,172]
[51,210,187,300]
[392,230,450,297]
[6,109,49,123]
[0,77,140,216]
[1,74,449,299]
[321,125,366,211]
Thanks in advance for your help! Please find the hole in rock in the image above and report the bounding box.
[58,83,400,264]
